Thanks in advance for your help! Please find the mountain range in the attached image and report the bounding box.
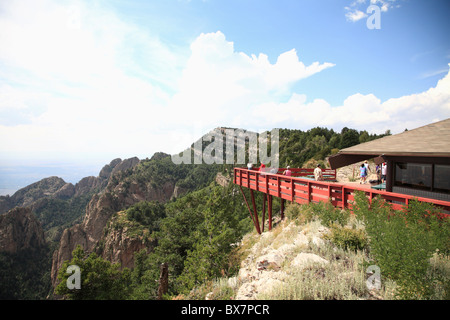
[0,126,388,299]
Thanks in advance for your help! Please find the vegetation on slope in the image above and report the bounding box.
[0,246,52,299]
[278,127,390,168]
[179,196,448,301]
[54,185,449,300]
[55,182,254,300]
[2,125,393,300]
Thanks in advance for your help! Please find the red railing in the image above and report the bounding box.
[234,168,450,216]
[266,167,337,181]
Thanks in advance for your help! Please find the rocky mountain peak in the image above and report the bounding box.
[0,207,46,254]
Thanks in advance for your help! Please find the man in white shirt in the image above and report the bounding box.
[314,164,323,181]
[381,163,387,183]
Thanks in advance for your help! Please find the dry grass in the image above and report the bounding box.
[194,201,447,300]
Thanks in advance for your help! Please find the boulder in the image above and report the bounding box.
[290,252,329,270]
[256,250,285,271]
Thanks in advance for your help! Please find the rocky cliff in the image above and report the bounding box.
[0,177,67,214]
[0,157,140,216]
[50,156,179,286]
[0,207,46,254]
[98,210,156,269]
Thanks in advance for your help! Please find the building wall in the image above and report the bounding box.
[392,186,450,202]
[386,156,450,202]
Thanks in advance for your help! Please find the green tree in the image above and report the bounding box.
[340,128,360,149]
[176,185,245,292]
[126,200,166,231]
[359,130,370,143]
[55,245,131,300]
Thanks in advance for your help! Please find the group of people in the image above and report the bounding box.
[247,163,285,175]
[247,160,386,185]
[359,160,387,184]
[246,163,324,181]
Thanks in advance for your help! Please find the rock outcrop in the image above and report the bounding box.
[50,156,178,286]
[99,211,155,270]
[231,220,330,300]
[0,207,46,254]
[0,177,67,214]
[0,158,141,217]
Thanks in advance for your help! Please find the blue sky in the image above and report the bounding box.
[0,0,449,188]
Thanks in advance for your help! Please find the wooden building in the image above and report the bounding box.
[328,118,450,202]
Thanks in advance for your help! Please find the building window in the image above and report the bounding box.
[434,164,450,194]
[394,162,432,191]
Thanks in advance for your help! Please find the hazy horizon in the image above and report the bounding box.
[0,161,107,196]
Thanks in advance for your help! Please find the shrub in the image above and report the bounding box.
[55,245,132,300]
[126,201,166,232]
[324,224,368,252]
[259,240,370,300]
[352,191,449,299]
[313,201,350,228]
[285,203,316,224]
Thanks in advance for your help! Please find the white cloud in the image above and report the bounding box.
[419,68,449,79]
[167,31,335,131]
[345,0,401,22]
[249,65,450,134]
[0,1,335,163]
[345,9,367,22]
[2,0,446,167]
[0,0,181,161]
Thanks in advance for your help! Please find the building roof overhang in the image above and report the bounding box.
[328,118,450,169]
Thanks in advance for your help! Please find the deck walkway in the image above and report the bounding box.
[234,167,450,233]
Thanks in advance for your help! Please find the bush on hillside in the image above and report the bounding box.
[352,191,450,299]
[324,224,368,252]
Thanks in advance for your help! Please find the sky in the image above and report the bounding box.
[0,0,449,189]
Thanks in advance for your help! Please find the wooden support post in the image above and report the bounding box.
[247,171,250,188]
[307,182,311,204]
[262,194,266,233]
[265,175,269,194]
[291,179,294,202]
[256,173,259,192]
[250,189,261,234]
[342,186,346,209]
[277,176,281,198]
[240,186,261,234]
[268,195,273,231]
[281,198,285,220]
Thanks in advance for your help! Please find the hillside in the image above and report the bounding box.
[0,125,392,299]
[183,199,449,301]
[0,207,50,299]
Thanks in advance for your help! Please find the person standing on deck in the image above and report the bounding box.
[314,164,323,181]
[259,163,266,176]
[283,166,292,176]
[381,162,387,183]
[364,160,371,174]
[360,163,368,184]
